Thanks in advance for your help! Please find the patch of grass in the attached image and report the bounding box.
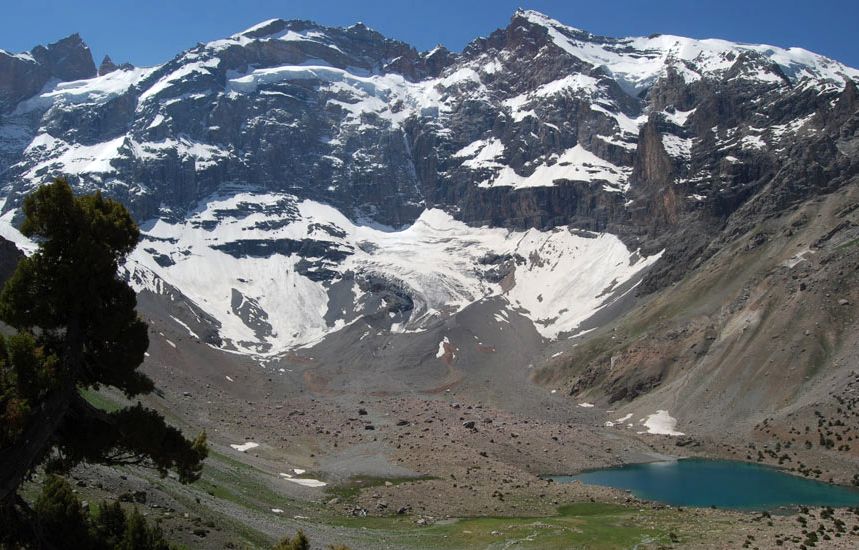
[836,237,859,251]
[80,388,123,412]
[197,451,292,510]
[806,330,835,378]
[133,450,296,549]
[149,475,275,550]
[534,333,619,385]
[324,475,436,503]
[555,502,627,516]
[327,501,703,549]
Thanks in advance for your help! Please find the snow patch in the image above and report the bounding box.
[478,144,630,191]
[740,135,766,150]
[436,337,450,358]
[230,441,260,452]
[22,134,125,180]
[455,138,505,169]
[0,199,37,254]
[139,59,220,102]
[661,134,693,159]
[641,410,684,436]
[284,478,327,488]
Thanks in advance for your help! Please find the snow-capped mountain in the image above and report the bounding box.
[0,10,857,359]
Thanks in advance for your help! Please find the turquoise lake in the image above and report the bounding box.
[550,459,859,510]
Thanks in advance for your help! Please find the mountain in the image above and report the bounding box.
[0,10,857,443]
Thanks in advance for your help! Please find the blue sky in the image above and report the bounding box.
[1,0,857,69]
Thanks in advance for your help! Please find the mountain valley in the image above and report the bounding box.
[2,9,859,548]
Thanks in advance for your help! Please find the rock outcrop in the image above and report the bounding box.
[0,33,95,110]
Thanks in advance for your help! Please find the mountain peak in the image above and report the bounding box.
[29,32,96,81]
[99,54,117,75]
[234,18,288,38]
[512,8,585,34]
[0,32,96,110]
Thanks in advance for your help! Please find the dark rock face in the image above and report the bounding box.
[97,55,127,76]
[211,238,351,261]
[0,33,96,110]
[98,55,118,75]
[0,10,857,296]
[0,236,22,285]
[230,288,273,342]
[30,34,97,82]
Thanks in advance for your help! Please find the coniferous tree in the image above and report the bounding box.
[91,500,127,548]
[32,475,91,548]
[22,476,175,549]
[0,179,206,546]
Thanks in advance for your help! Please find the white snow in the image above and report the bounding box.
[783,249,813,269]
[663,108,696,126]
[15,67,156,113]
[124,192,661,355]
[139,59,220,103]
[641,410,684,436]
[21,134,125,181]
[578,402,595,408]
[0,199,37,254]
[661,134,693,159]
[129,138,230,170]
[607,413,633,427]
[230,441,260,452]
[477,144,630,191]
[148,114,166,129]
[455,138,505,169]
[504,74,603,120]
[170,316,199,339]
[212,20,346,55]
[740,134,766,150]
[440,67,482,87]
[0,49,36,62]
[284,478,327,487]
[595,134,636,151]
[770,114,816,141]
[518,9,859,92]
[223,64,448,128]
[589,104,647,136]
[436,337,450,358]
